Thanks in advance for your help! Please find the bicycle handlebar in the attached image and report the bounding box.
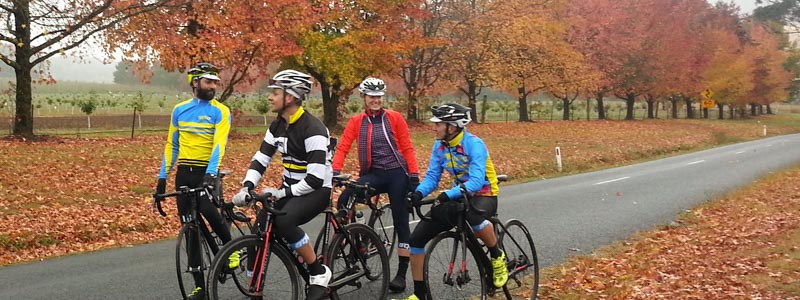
[411,174,510,222]
[246,191,287,216]
[333,174,378,202]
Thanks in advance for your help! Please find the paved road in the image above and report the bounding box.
[2,134,800,299]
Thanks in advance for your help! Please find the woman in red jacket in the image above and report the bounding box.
[332,77,419,293]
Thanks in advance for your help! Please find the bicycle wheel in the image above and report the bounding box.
[325,223,389,300]
[498,219,539,300]
[207,235,302,300]
[368,202,397,259]
[176,224,213,300]
[424,231,487,300]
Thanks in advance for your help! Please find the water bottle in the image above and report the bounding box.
[355,210,365,224]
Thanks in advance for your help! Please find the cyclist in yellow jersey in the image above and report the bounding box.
[153,62,235,300]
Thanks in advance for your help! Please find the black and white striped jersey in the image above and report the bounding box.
[243,107,333,197]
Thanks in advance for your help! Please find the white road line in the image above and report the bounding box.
[379,219,421,230]
[593,176,630,185]
[765,144,772,148]
[687,160,705,165]
[735,151,746,154]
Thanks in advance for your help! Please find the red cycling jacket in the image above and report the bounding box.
[332,108,419,177]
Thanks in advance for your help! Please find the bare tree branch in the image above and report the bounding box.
[0,52,18,69]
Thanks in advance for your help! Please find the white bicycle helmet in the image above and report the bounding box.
[358,77,386,96]
[268,69,313,99]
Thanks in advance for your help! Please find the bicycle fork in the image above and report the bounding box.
[250,222,274,294]
[444,234,471,290]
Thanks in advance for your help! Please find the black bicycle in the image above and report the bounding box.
[205,189,390,300]
[154,170,254,300]
[413,175,539,300]
[320,174,397,260]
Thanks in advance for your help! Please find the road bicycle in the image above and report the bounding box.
[412,175,539,300]
[317,174,397,261]
[205,189,390,300]
[154,170,254,300]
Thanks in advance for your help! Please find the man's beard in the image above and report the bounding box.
[197,87,216,101]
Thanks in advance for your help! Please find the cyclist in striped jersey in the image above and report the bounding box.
[232,69,333,300]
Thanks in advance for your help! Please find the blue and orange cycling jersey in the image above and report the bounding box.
[416,129,499,199]
[158,98,231,178]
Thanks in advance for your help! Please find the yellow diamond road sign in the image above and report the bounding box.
[701,89,714,99]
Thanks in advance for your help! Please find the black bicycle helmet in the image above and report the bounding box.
[430,103,471,127]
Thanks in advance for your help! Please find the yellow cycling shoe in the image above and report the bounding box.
[228,250,240,269]
[391,294,421,300]
[491,251,509,288]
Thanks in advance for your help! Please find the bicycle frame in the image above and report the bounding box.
[244,192,376,296]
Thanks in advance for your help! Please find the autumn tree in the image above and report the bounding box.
[745,22,794,115]
[287,0,426,127]
[491,0,592,122]
[701,5,754,119]
[441,0,504,122]
[1,0,170,137]
[104,0,311,102]
[399,0,450,122]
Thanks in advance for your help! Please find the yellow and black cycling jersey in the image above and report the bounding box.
[158,98,231,178]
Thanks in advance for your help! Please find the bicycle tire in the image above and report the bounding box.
[424,231,488,300]
[368,202,397,259]
[325,223,390,300]
[498,219,539,300]
[206,235,302,300]
[176,224,213,300]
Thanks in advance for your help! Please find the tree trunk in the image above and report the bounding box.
[517,84,529,122]
[685,97,693,119]
[87,115,92,129]
[562,98,571,121]
[624,93,636,120]
[702,108,708,119]
[319,81,340,128]
[766,103,773,114]
[596,93,606,120]
[750,103,757,116]
[717,103,724,119]
[12,0,33,137]
[407,93,419,122]
[728,105,734,119]
[645,97,655,119]
[466,80,478,122]
[670,98,678,119]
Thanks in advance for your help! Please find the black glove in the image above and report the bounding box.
[407,191,423,208]
[436,192,450,202]
[153,178,167,200]
[408,175,420,192]
[203,173,217,188]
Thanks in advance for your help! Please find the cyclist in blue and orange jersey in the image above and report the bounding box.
[332,77,420,293]
[231,69,333,300]
[153,62,236,300]
[393,103,508,300]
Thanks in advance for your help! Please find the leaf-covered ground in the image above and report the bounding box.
[539,164,800,299]
[1,117,798,266]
